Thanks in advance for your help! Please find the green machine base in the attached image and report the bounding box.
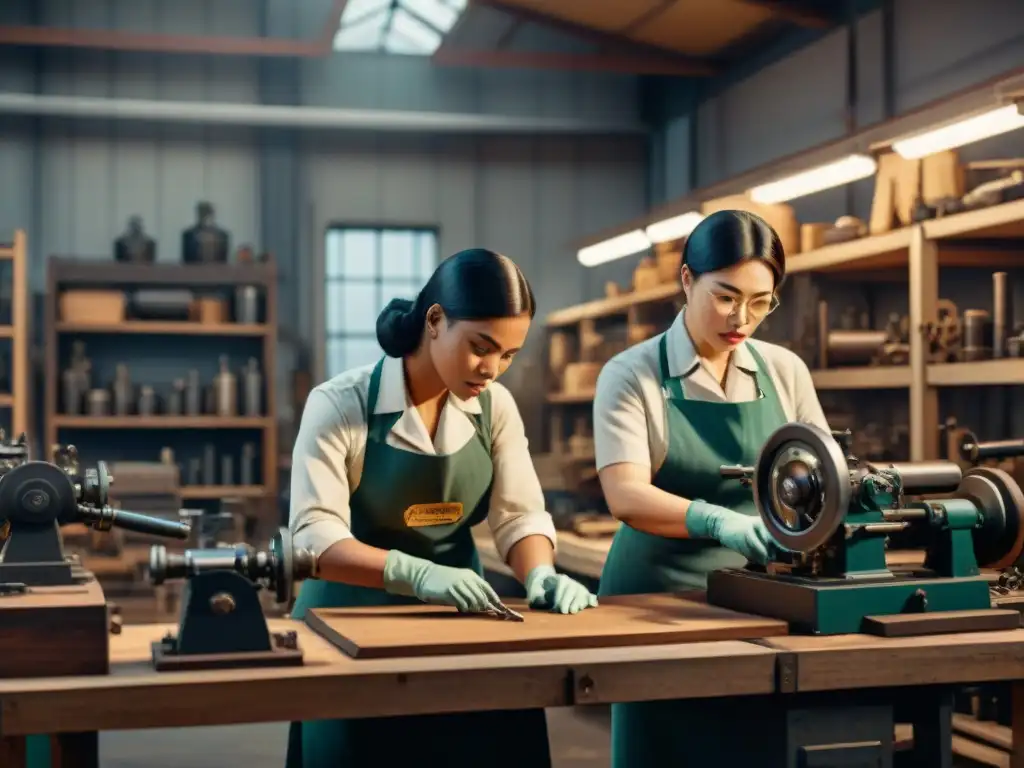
[711,423,1024,636]
[706,567,993,635]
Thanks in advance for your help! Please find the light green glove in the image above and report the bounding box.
[685,499,777,565]
[383,550,503,613]
[525,565,598,614]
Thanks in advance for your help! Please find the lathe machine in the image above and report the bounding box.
[0,437,192,677]
[708,423,1024,635]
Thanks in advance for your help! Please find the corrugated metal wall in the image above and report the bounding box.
[655,0,1024,220]
[641,0,1024,444]
[0,0,648,440]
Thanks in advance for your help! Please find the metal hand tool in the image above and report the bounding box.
[487,601,525,622]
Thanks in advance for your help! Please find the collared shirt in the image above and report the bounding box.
[290,355,557,562]
[594,311,830,473]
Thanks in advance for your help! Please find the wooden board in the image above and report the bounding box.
[0,578,109,677]
[306,593,789,659]
[862,609,1021,637]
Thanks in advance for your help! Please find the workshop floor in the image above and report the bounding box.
[99,707,612,768]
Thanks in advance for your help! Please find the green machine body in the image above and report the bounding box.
[707,424,1024,635]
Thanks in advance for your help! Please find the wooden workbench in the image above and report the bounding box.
[5,615,1024,767]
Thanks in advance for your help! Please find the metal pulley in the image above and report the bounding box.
[958,466,1024,570]
[752,423,851,553]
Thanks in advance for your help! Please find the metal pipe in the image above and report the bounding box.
[0,92,646,135]
[884,461,963,494]
[0,0,347,58]
[855,522,911,535]
[966,438,1024,461]
[881,508,929,520]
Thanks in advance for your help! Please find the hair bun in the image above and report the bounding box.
[376,298,422,358]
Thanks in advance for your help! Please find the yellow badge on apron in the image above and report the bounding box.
[404,502,464,527]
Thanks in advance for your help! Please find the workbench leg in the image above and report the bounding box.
[1011,682,1024,768]
[781,698,896,767]
[0,736,27,768]
[50,732,99,768]
[900,689,952,768]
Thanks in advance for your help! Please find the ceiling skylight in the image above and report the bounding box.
[333,0,468,56]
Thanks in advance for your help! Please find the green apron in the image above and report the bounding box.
[598,335,787,767]
[286,358,551,768]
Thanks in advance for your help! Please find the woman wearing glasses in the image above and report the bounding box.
[593,210,829,766]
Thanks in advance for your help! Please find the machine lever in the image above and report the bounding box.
[78,505,191,539]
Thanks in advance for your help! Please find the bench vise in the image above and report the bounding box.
[707,423,1024,635]
[148,527,315,671]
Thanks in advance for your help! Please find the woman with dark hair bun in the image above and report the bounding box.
[593,210,830,765]
[286,248,596,768]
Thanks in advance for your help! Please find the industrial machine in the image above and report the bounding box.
[707,423,1024,635]
[0,438,192,678]
[0,440,191,590]
[148,527,315,671]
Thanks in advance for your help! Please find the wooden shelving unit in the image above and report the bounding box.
[0,230,29,438]
[543,198,1024,479]
[44,258,279,501]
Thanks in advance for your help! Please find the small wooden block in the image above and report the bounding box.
[0,579,109,677]
[861,609,1021,638]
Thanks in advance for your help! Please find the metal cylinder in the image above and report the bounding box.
[970,438,1024,461]
[86,389,110,416]
[150,546,240,584]
[203,444,216,485]
[62,369,82,415]
[885,461,963,494]
[213,355,237,417]
[234,285,259,324]
[962,309,992,361]
[221,454,234,486]
[242,359,262,416]
[112,364,133,416]
[137,385,157,416]
[826,329,888,366]
[185,370,202,415]
[993,272,1008,358]
[240,442,255,486]
[187,457,201,485]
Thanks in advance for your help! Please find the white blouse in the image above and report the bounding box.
[290,354,557,562]
[594,310,831,474]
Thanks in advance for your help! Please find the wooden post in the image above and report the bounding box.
[11,229,28,439]
[908,226,939,461]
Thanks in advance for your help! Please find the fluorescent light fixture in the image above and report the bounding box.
[748,154,877,204]
[645,211,704,243]
[577,230,650,267]
[891,104,1024,159]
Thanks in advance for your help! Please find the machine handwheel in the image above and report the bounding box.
[273,527,294,604]
[753,423,851,553]
[959,466,1024,570]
